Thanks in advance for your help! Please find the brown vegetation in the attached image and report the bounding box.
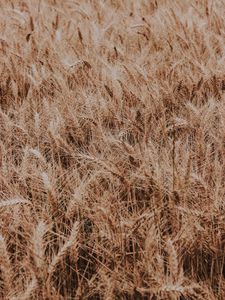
[0,0,225,299]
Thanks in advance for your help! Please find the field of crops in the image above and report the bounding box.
[1,0,225,299]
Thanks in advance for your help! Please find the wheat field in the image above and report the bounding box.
[0,0,225,299]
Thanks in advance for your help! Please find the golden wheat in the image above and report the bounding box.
[0,0,225,299]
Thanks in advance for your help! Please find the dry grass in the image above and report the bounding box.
[0,0,225,299]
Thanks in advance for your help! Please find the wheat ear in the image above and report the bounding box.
[31,221,48,271]
[47,221,79,279]
[0,233,12,296]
